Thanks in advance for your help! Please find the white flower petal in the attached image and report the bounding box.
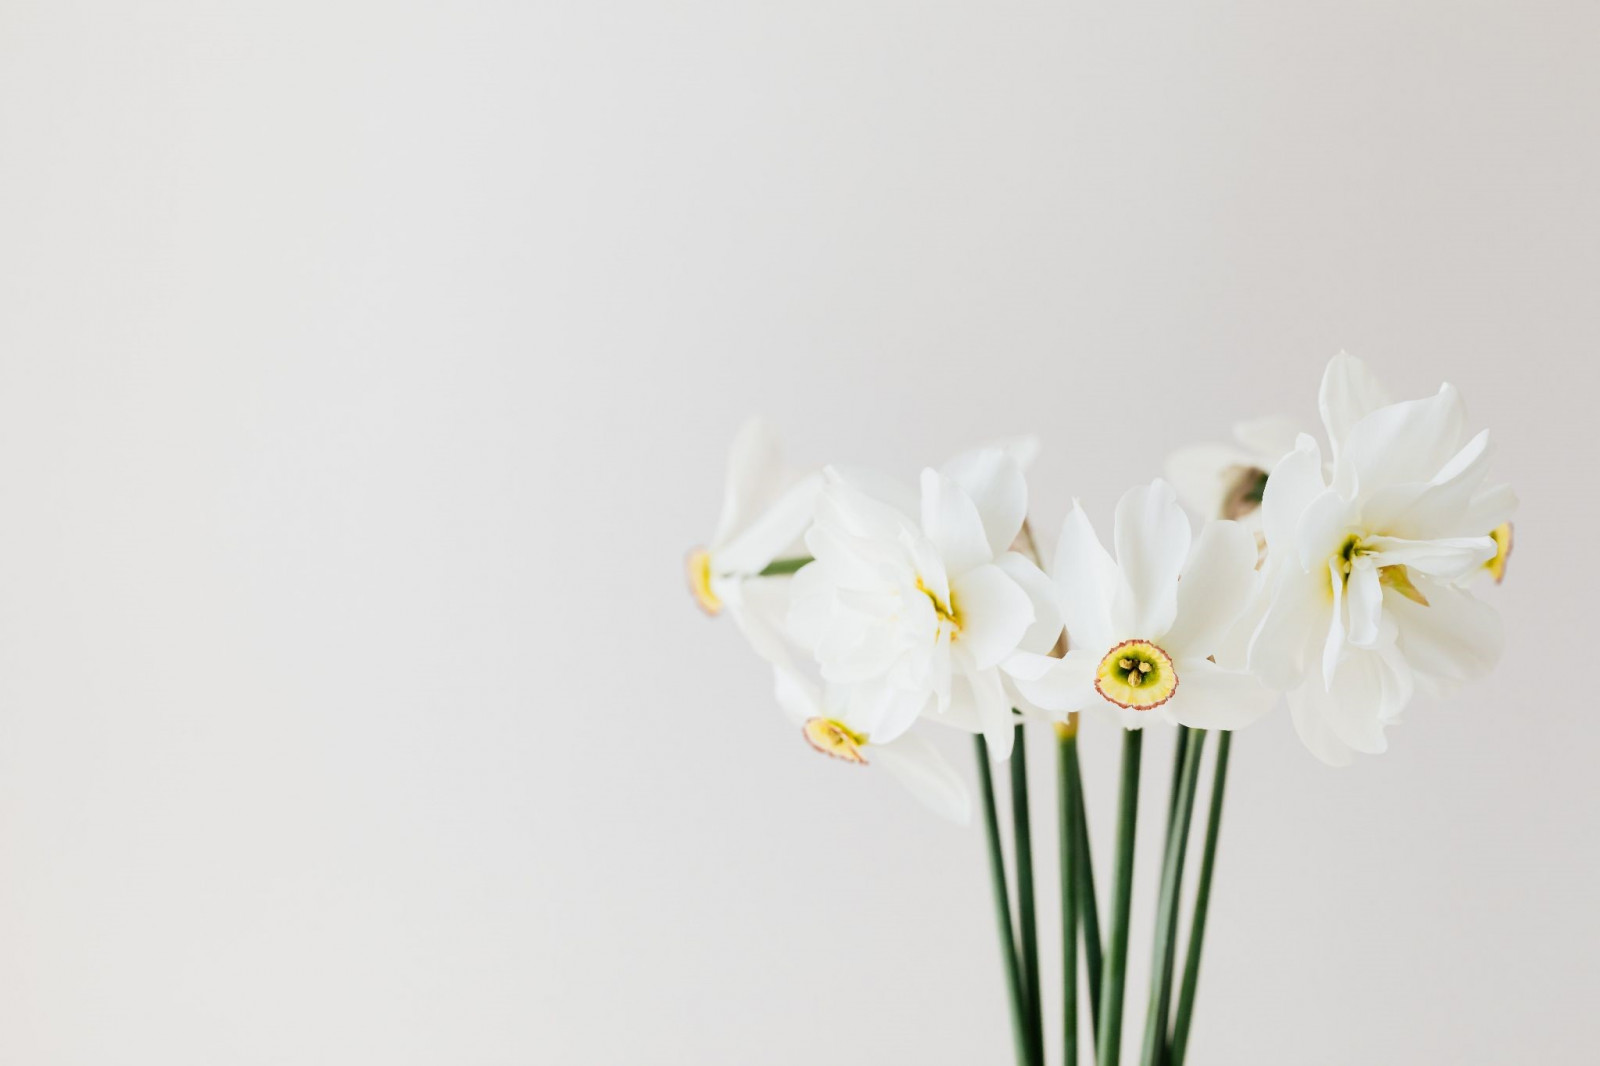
[1358,430,1494,540]
[1051,502,1119,652]
[1345,556,1383,648]
[713,472,823,575]
[1386,577,1503,684]
[712,417,785,548]
[941,448,1028,559]
[1163,519,1261,661]
[1463,482,1518,536]
[1288,681,1356,767]
[1162,658,1277,730]
[1318,351,1392,459]
[1111,480,1191,638]
[968,664,1017,761]
[950,563,1035,670]
[1247,564,1327,690]
[1322,557,1346,689]
[920,468,993,576]
[728,577,801,670]
[1260,435,1327,564]
[994,551,1063,655]
[1364,535,1497,580]
[873,731,972,824]
[1319,647,1400,755]
[1296,490,1354,573]
[1005,650,1098,714]
[1333,383,1466,497]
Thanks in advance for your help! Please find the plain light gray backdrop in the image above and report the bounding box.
[1,2,1596,1063]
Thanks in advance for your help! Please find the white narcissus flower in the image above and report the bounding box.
[1249,353,1516,765]
[1002,480,1276,731]
[787,447,1061,762]
[771,663,970,823]
[688,418,822,664]
[1166,413,1307,526]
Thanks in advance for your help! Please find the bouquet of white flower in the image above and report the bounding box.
[687,353,1513,1066]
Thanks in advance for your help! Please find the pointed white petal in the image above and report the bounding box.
[941,448,1029,558]
[1318,352,1392,458]
[713,472,823,575]
[1163,520,1261,660]
[1162,658,1278,730]
[712,417,785,548]
[1051,502,1119,652]
[1319,647,1400,755]
[1111,480,1191,638]
[1359,430,1494,540]
[873,731,972,824]
[921,468,993,576]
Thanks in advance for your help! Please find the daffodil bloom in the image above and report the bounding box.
[787,448,1060,762]
[1002,480,1275,731]
[771,661,970,823]
[1165,413,1306,525]
[1248,354,1516,764]
[688,418,823,664]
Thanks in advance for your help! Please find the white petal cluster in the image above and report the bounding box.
[1244,354,1515,764]
[693,353,1516,815]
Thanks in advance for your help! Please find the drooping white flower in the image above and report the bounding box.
[688,418,823,663]
[1003,480,1275,731]
[787,447,1061,762]
[771,661,970,823]
[1249,354,1516,765]
[1166,414,1307,525]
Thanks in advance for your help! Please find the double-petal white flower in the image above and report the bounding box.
[787,447,1060,762]
[1248,354,1516,764]
[1004,480,1275,731]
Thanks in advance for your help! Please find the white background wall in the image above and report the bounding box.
[1,2,1596,1063]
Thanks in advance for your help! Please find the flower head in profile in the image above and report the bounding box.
[1003,480,1275,731]
[687,418,822,664]
[1249,354,1516,764]
[1166,414,1307,526]
[770,661,969,823]
[787,446,1060,761]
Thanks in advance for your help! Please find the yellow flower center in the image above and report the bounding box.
[802,718,870,764]
[1094,640,1179,710]
[685,547,722,616]
[917,577,961,636]
[1328,533,1429,606]
[1485,522,1513,584]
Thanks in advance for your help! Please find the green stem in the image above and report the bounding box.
[1096,728,1143,1066]
[1139,731,1207,1066]
[1057,724,1081,1066]
[1152,727,1190,1066]
[1075,751,1103,1040]
[976,735,1031,1066]
[757,555,812,576]
[1010,724,1044,1066]
[1169,731,1232,1066]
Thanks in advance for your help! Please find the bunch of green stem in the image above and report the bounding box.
[975,720,1233,1066]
